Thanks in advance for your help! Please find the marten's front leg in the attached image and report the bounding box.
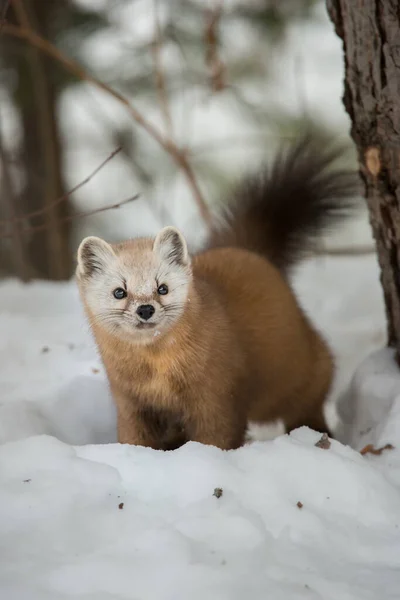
[116,392,186,449]
[117,406,164,449]
[111,386,161,448]
[184,391,247,450]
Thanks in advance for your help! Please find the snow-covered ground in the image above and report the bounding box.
[2,251,400,599]
[3,1,400,596]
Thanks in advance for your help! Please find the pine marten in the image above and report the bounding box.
[76,137,357,451]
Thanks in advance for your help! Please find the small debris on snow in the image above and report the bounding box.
[41,346,50,354]
[360,443,394,456]
[23,479,31,483]
[118,502,124,510]
[213,488,223,499]
[297,501,303,509]
[315,433,331,450]
[91,368,100,374]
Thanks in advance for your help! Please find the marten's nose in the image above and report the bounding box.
[136,304,155,321]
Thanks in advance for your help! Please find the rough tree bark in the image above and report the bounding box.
[327,0,400,354]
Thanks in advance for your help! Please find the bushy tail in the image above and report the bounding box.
[209,136,360,273]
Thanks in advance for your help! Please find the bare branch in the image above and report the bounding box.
[152,1,173,137]
[65,193,140,223]
[2,22,213,228]
[313,245,375,257]
[204,1,226,93]
[0,146,122,225]
[0,194,140,239]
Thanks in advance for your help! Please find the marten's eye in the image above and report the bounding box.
[113,287,127,300]
[157,284,168,295]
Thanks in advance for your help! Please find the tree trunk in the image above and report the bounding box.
[0,0,72,280]
[327,0,400,352]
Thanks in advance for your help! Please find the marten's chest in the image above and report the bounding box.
[104,349,188,408]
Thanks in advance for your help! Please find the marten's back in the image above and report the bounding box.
[194,246,311,364]
[194,247,333,422]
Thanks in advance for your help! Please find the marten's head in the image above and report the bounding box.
[76,227,192,344]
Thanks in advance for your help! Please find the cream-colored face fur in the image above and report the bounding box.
[76,227,192,344]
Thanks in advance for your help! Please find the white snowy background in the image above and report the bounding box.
[2,1,400,599]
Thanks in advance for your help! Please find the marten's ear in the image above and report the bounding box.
[153,226,190,267]
[77,236,115,277]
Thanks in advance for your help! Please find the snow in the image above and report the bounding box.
[2,431,400,600]
[2,1,398,595]
[2,252,400,599]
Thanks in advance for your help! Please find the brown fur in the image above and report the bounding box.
[78,137,356,450]
[210,136,358,274]
[79,245,333,450]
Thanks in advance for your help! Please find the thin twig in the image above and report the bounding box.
[313,245,375,257]
[0,194,140,238]
[2,23,212,228]
[65,193,140,222]
[360,443,394,456]
[0,146,122,225]
[204,1,226,93]
[152,1,173,137]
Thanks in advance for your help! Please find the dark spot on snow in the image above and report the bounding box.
[68,343,75,351]
[23,479,31,483]
[118,502,124,510]
[92,367,100,374]
[41,346,50,354]
[297,501,303,509]
[213,488,223,499]
[221,559,226,565]
[359,426,372,436]
[315,433,331,449]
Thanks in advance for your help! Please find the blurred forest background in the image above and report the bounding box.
[0,0,373,282]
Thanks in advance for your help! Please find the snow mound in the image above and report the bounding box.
[1,430,400,599]
[0,279,116,446]
[338,348,400,487]
[2,254,400,599]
